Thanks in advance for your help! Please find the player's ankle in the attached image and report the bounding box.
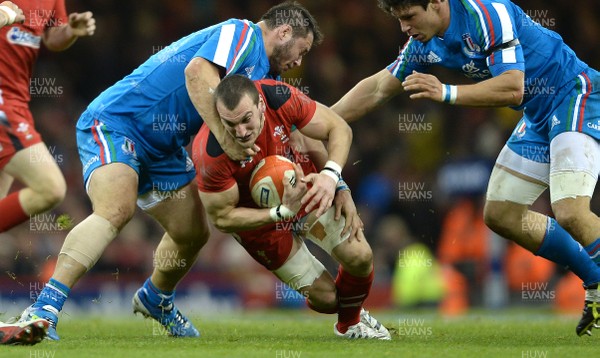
[335,322,347,334]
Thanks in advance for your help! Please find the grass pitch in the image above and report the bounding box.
[1,309,597,357]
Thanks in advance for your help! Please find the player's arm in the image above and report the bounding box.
[198,164,306,233]
[43,12,95,51]
[185,58,226,146]
[297,102,352,216]
[403,0,525,107]
[289,131,327,168]
[299,103,352,177]
[401,69,524,107]
[289,131,363,240]
[185,57,257,161]
[199,185,275,233]
[332,69,404,123]
[0,1,24,27]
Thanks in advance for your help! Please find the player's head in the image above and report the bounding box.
[378,0,429,13]
[214,75,266,149]
[261,1,323,75]
[377,0,449,43]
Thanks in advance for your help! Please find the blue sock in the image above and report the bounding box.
[535,218,600,287]
[143,278,174,305]
[584,238,600,266]
[33,278,70,312]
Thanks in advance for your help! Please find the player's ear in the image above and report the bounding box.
[430,0,444,11]
[258,94,266,113]
[277,24,293,42]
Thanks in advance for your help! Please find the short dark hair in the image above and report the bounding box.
[214,75,259,111]
[261,1,323,45]
[377,0,430,14]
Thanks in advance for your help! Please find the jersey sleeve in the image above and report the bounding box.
[194,19,258,76]
[462,0,524,76]
[386,38,430,81]
[53,0,69,30]
[278,83,317,130]
[258,81,317,130]
[192,131,237,193]
[196,161,237,193]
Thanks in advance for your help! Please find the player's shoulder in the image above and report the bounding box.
[229,18,254,25]
[218,18,258,32]
[193,127,227,164]
[255,79,298,110]
[454,0,519,43]
[456,0,516,15]
[205,131,226,159]
[455,0,494,9]
[196,18,256,36]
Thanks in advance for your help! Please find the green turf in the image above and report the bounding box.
[1,309,597,357]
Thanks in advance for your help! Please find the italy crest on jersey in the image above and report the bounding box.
[461,33,480,58]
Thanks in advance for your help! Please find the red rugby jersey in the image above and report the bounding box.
[0,0,68,104]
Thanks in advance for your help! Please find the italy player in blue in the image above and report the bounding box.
[332,0,600,336]
[16,1,323,340]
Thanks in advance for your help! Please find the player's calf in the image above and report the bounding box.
[552,197,597,246]
[483,200,527,240]
[303,272,337,311]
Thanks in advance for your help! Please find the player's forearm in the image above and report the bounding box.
[324,123,352,169]
[289,131,328,169]
[332,82,381,123]
[185,58,225,138]
[332,70,398,122]
[450,71,524,107]
[210,207,275,233]
[43,25,77,51]
[300,104,352,169]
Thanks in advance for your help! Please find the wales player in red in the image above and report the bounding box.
[1,3,48,344]
[193,74,391,339]
[0,0,95,233]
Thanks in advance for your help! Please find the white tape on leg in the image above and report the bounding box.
[273,241,325,290]
[59,214,118,270]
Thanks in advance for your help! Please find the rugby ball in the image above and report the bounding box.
[249,155,296,208]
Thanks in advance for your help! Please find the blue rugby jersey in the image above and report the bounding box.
[84,19,273,154]
[387,0,588,126]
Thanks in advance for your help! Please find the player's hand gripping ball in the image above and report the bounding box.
[249,155,296,208]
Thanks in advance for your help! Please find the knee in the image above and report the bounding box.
[343,245,373,275]
[97,203,136,231]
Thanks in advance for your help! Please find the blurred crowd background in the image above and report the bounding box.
[2,0,600,314]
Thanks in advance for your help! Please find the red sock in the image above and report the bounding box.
[305,297,338,314]
[335,265,374,333]
[0,191,29,232]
